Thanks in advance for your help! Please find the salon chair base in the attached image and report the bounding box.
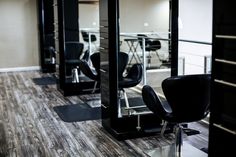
[58,79,100,96]
[102,115,174,141]
[145,142,207,157]
[42,63,56,73]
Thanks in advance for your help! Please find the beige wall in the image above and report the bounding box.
[79,3,100,43]
[0,0,169,69]
[79,3,99,29]
[0,0,39,69]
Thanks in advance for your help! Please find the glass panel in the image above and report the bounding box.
[119,0,171,96]
[178,0,213,75]
[79,2,100,55]
[118,0,171,117]
[178,0,213,124]
[62,2,100,84]
[178,42,212,75]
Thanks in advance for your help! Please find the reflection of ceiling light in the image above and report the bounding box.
[92,22,97,26]
[144,22,149,27]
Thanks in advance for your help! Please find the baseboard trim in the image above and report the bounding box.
[0,66,40,73]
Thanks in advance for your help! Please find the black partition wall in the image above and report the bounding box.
[38,0,56,73]
[99,0,178,140]
[57,0,97,96]
[208,0,236,156]
[170,0,179,76]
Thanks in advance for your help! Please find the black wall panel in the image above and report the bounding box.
[209,0,236,156]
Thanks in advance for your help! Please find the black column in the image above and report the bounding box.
[170,0,179,76]
[57,0,66,91]
[64,0,80,42]
[208,0,236,156]
[37,0,45,71]
[58,0,80,90]
[37,0,56,73]
[44,0,56,72]
[100,0,119,126]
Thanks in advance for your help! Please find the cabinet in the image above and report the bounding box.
[208,0,236,156]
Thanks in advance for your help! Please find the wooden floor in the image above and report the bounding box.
[0,71,208,157]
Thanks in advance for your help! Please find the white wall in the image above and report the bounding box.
[178,0,213,75]
[179,0,212,42]
[120,0,169,33]
[0,0,39,69]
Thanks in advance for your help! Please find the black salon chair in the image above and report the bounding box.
[137,34,162,67]
[142,74,210,157]
[79,52,143,113]
[65,42,84,76]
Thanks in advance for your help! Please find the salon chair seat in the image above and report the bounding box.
[81,30,97,52]
[65,42,84,76]
[79,52,100,81]
[79,52,143,84]
[79,52,143,113]
[142,74,211,157]
[81,31,97,43]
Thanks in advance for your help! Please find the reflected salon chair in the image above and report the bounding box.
[44,34,56,64]
[142,74,211,157]
[81,31,97,43]
[81,30,97,51]
[65,42,84,77]
[78,52,100,93]
[137,34,162,67]
[117,52,143,117]
[79,52,143,116]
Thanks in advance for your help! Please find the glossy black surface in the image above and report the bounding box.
[170,0,179,76]
[38,0,56,73]
[214,0,236,36]
[209,0,236,156]
[57,0,96,96]
[99,0,119,123]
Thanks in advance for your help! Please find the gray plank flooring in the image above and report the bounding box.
[0,71,208,157]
